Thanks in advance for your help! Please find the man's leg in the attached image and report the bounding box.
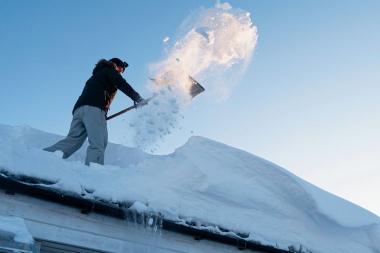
[43,108,87,159]
[82,106,108,165]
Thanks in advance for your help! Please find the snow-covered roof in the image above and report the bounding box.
[0,124,379,253]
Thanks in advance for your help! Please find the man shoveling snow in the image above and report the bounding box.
[43,58,204,165]
[44,58,147,165]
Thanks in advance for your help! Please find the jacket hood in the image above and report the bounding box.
[92,59,114,75]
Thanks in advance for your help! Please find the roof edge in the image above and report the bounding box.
[0,171,290,253]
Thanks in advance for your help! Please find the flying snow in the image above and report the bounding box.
[163,36,170,43]
[129,2,258,151]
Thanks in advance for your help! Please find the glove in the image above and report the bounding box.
[134,97,148,108]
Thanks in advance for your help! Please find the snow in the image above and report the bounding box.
[149,1,257,96]
[130,2,258,150]
[129,201,148,213]
[0,215,34,244]
[215,1,232,11]
[0,123,379,253]
[293,177,379,227]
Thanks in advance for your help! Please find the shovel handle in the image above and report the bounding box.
[106,104,136,120]
[106,95,155,121]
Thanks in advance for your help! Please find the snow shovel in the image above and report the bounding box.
[106,76,204,121]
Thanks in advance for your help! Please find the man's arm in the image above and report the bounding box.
[107,68,142,102]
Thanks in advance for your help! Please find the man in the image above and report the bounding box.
[44,58,145,165]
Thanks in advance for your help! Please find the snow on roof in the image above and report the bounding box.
[0,124,379,253]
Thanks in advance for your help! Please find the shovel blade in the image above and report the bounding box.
[150,75,205,99]
[189,76,205,98]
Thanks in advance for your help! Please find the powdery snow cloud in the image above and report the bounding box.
[129,2,258,151]
[151,2,258,98]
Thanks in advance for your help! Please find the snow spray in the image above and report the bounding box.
[129,1,258,152]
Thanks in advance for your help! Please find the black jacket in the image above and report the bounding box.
[73,59,141,114]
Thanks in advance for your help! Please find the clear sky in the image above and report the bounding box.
[1,1,379,216]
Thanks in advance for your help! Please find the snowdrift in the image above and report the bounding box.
[0,124,379,253]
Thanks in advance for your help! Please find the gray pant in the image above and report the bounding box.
[44,105,108,165]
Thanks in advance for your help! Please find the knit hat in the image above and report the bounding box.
[109,58,129,69]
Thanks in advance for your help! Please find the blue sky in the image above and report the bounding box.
[1,1,379,215]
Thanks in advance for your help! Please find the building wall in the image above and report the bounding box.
[0,191,254,253]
